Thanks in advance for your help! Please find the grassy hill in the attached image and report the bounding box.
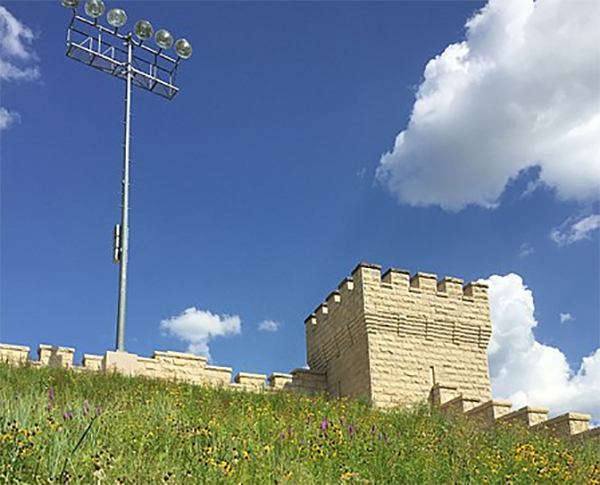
[0,363,598,484]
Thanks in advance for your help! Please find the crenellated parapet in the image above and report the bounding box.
[0,343,325,396]
[305,263,493,407]
[432,383,598,444]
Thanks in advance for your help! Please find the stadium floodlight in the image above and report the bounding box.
[61,0,80,9]
[134,20,154,41]
[106,8,127,28]
[175,38,193,59]
[155,29,174,50]
[84,0,105,18]
[61,1,192,352]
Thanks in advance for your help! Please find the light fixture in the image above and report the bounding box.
[175,38,192,59]
[134,20,154,41]
[107,8,127,28]
[84,0,105,18]
[61,0,80,8]
[155,29,174,50]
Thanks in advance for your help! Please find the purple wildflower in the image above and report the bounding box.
[48,385,54,404]
[95,405,102,417]
[83,399,90,417]
[371,424,377,435]
[319,418,329,431]
[348,424,355,438]
[62,411,68,421]
[68,411,74,420]
[280,432,286,439]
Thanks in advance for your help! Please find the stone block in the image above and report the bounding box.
[532,413,590,437]
[498,406,548,428]
[465,400,513,428]
[38,344,75,368]
[103,350,139,377]
[204,365,232,386]
[82,354,103,371]
[0,343,30,364]
[440,395,481,417]
[234,372,267,390]
[429,383,460,406]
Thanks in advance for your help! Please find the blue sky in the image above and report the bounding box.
[1,0,599,419]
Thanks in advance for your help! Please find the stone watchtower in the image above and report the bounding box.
[305,263,492,407]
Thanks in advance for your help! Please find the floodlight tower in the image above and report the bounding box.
[61,0,193,352]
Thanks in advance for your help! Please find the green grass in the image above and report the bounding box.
[0,363,598,484]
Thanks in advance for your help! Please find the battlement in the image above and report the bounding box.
[0,343,327,396]
[306,263,489,326]
[305,263,493,406]
[0,261,595,446]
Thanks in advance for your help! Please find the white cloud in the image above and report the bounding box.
[0,6,40,82]
[0,107,20,130]
[258,319,280,332]
[560,312,574,324]
[160,307,241,360]
[0,6,40,131]
[481,273,600,421]
[518,242,533,258]
[376,0,600,210]
[551,214,600,246]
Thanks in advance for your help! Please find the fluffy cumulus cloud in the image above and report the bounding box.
[258,319,280,332]
[160,308,241,360]
[0,6,40,130]
[551,214,600,246]
[481,273,600,421]
[376,0,600,210]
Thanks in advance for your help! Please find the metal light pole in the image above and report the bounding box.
[61,0,192,351]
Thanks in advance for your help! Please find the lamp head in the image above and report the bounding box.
[155,29,174,50]
[175,38,192,59]
[84,0,105,18]
[134,20,154,41]
[61,0,80,9]
[107,8,127,28]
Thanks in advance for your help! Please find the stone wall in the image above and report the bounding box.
[0,343,326,395]
[305,263,492,407]
[1,262,596,445]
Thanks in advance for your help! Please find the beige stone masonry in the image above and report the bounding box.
[103,351,139,376]
[532,412,590,438]
[234,372,267,391]
[569,426,600,444]
[465,400,513,428]
[306,262,493,407]
[289,368,328,395]
[268,373,294,390]
[0,344,30,364]
[429,383,460,407]
[440,395,481,417]
[82,354,103,371]
[38,345,75,368]
[498,406,549,428]
[2,262,598,443]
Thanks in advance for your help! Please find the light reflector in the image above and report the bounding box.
[134,20,154,41]
[155,29,174,50]
[61,0,80,8]
[175,38,192,59]
[84,0,105,18]
[107,8,127,28]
